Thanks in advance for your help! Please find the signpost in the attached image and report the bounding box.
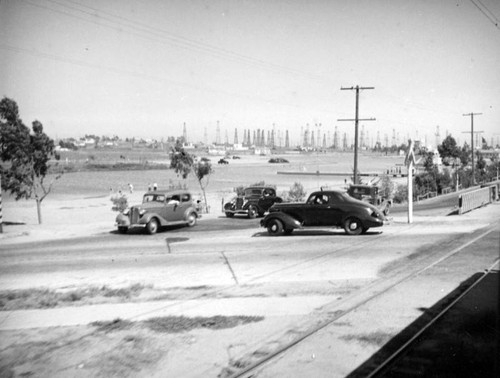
[404,139,416,224]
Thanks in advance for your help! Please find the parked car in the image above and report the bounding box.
[224,186,283,218]
[115,190,200,234]
[218,158,229,164]
[260,190,387,236]
[347,184,392,215]
[268,157,289,163]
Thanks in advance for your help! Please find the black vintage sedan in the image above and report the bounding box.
[260,190,387,236]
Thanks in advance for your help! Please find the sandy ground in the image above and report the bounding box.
[1,170,498,377]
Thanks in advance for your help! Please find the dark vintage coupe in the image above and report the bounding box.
[260,190,387,236]
[224,186,282,218]
[115,190,200,234]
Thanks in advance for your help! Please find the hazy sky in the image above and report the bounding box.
[1,0,499,147]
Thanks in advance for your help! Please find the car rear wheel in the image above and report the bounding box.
[284,228,294,235]
[146,218,159,235]
[344,217,363,236]
[248,205,257,219]
[267,219,284,236]
[118,226,128,234]
[186,213,197,227]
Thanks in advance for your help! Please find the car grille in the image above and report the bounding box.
[130,208,140,224]
[236,197,243,209]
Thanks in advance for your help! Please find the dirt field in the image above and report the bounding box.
[1,151,497,377]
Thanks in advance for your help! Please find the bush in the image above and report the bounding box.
[393,184,408,204]
[281,182,306,202]
[111,193,128,212]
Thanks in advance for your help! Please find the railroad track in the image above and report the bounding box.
[224,227,498,378]
[362,259,499,378]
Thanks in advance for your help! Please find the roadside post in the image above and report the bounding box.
[405,139,416,224]
[0,174,2,233]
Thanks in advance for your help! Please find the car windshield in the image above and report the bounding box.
[143,194,166,203]
[244,188,263,196]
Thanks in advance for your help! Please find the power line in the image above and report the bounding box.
[469,0,500,29]
[0,42,333,114]
[22,0,336,85]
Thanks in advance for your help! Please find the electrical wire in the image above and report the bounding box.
[22,0,336,85]
[469,0,500,29]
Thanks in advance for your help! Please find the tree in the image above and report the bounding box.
[169,140,213,213]
[437,135,460,166]
[0,97,61,224]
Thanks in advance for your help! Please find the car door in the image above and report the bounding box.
[304,193,330,226]
[165,194,183,222]
[259,188,276,212]
[325,192,347,226]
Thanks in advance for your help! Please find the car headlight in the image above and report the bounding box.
[139,209,146,215]
[123,208,130,215]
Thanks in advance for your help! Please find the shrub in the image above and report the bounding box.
[281,182,306,202]
[111,193,128,212]
[393,184,408,204]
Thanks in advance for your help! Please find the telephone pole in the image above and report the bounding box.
[462,112,482,185]
[338,86,375,184]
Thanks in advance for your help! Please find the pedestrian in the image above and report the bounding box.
[153,182,158,191]
[148,183,152,192]
[128,183,133,193]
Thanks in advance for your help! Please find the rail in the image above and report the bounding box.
[458,186,492,214]
[416,191,437,202]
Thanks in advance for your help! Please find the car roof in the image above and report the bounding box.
[245,186,273,190]
[309,190,346,195]
[144,190,190,196]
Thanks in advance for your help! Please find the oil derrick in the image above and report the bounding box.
[252,130,256,146]
[285,130,290,148]
[267,130,271,147]
[303,124,310,148]
[234,128,238,145]
[216,121,221,145]
[360,125,365,148]
[310,131,315,148]
[182,122,187,144]
[333,126,339,149]
[316,124,321,148]
[342,132,348,150]
[384,133,389,148]
[322,133,326,149]
[391,129,396,147]
[435,125,441,148]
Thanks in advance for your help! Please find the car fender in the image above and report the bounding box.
[116,213,130,226]
[261,212,302,229]
[183,207,199,220]
[138,212,167,226]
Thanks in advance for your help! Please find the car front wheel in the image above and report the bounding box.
[146,218,159,235]
[118,226,128,234]
[267,218,284,236]
[248,205,257,219]
[186,213,197,227]
[344,217,363,236]
[225,212,234,218]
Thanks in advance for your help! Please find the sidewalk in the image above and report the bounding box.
[0,295,334,331]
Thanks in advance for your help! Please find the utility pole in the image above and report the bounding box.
[338,86,375,184]
[462,112,482,185]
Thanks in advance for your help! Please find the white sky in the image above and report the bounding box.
[1,0,499,147]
